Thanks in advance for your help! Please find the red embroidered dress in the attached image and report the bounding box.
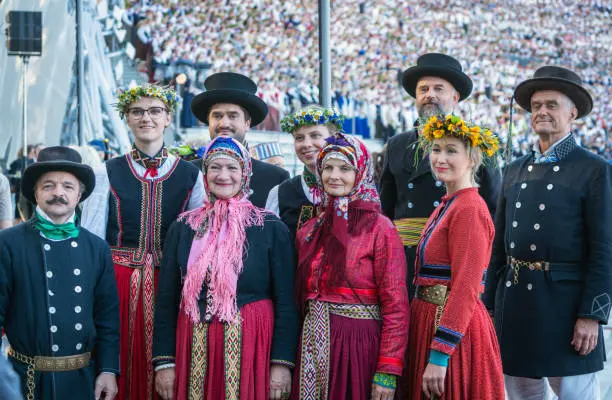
[293,134,409,400]
[295,214,409,399]
[403,187,504,399]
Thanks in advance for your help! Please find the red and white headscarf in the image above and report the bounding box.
[296,133,381,309]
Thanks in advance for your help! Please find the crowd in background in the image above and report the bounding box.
[124,1,609,159]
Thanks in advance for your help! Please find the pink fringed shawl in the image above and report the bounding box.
[179,136,266,324]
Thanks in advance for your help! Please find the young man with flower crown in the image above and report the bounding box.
[81,84,206,400]
[380,53,502,301]
[265,105,345,238]
[484,66,612,400]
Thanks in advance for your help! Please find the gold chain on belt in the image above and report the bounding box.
[7,347,91,400]
[8,348,36,400]
[507,257,550,285]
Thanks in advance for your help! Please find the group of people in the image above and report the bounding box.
[125,0,610,154]
[0,51,610,400]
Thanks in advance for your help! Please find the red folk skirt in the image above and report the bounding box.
[114,261,161,400]
[174,299,274,400]
[292,301,382,400]
[403,299,504,400]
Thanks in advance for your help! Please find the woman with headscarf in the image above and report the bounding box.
[293,133,409,400]
[152,136,299,400]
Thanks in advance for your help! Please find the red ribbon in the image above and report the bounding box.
[143,167,158,179]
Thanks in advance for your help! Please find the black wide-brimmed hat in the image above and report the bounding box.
[513,66,593,118]
[22,146,95,204]
[190,72,268,126]
[402,53,473,101]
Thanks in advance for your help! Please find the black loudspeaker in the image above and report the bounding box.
[5,11,43,56]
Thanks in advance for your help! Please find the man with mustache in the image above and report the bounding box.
[380,53,502,301]
[0,146,119,400]
[190,72,290,208]
[484,66,612,399]
[81,85,205,400]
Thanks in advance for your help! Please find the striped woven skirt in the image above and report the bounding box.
[292,300,382,400]
[174,299,274,400]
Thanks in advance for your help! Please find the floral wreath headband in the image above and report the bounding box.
[418,114,501,159]
[280,106,346,134]
[115,84,179,119]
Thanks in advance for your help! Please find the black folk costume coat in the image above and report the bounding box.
[277,175,316,239]
[0,220,120,400]
[483,136,612,377]
[380,129,502,299]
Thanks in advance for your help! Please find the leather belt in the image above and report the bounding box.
[506,256,581,285]
[8,347,91,400]
[416,284,449,306]
[8,346,91,372]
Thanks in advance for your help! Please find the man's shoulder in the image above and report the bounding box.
[175,157,200,174]
[279,175,302,189]
[252,159,290,180]
[387,129,418,147]
[0,223,28,243]
[106,155,127,167]
[572,146,610,168]
[190,158,203,170]
[78,227,111,248]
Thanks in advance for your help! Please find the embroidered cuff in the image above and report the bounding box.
[428,349,450,367]
[154,363,175,372]
[270,359,296,369]
[373,372,397,389]
[433,326,463,350]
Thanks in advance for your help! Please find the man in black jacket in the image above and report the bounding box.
[190,72,289,207]
[380,53,501,300]
[0,146,119,400]
[484,66,611,399]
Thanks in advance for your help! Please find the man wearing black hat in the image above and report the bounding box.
[484,66,612,399]
[0,146,120,400]
[380,53,501,299]
[190,72,290,208]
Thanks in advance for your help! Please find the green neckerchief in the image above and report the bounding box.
[303,166,318,189]
[35,210,80,240]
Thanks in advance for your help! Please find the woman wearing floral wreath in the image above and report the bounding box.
[402,115,504,399]
[265,105,345,238]
[292,133,409,400]
[152,136,299,400]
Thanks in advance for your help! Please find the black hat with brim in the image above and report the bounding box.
[402,53,473,101]
[191,72,268,126]
[513,66,593,119]
[22,146,95,204]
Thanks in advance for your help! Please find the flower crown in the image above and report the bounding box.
[169,144,207,161]
[419,114,500,158]
[115,84,179,118]
[281,107,345,134]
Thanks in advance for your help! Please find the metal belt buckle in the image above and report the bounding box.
[418,284,448,306]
